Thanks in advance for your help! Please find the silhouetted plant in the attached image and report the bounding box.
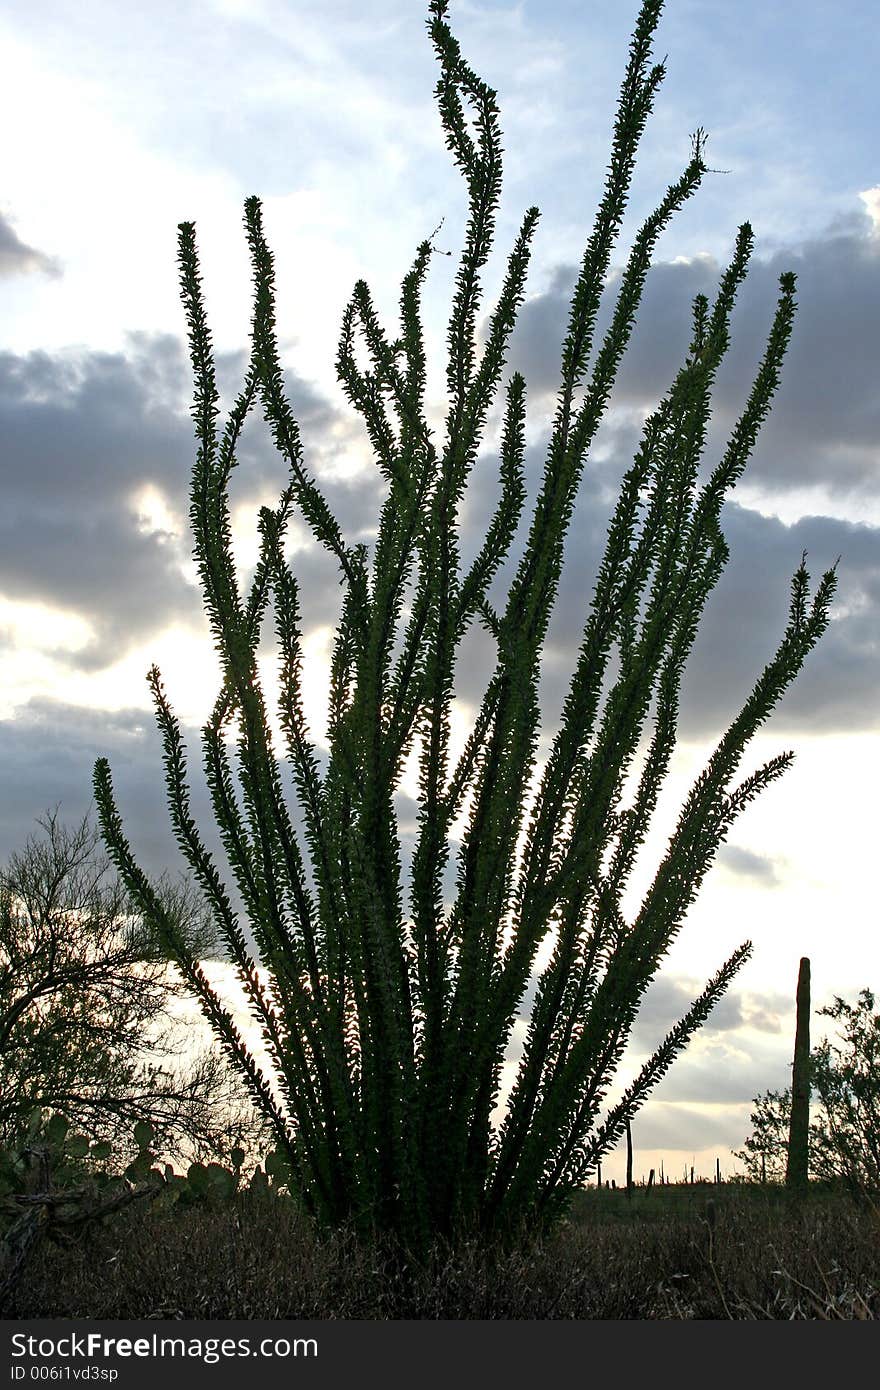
[786,956,811,1189]
[94,0,835,1247]
[738,989,880,1194]
[0,1112,162,1310]
[0,1105,292,1310]
[0,811,260,1167]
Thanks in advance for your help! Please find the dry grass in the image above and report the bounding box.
[7,1184,879,1319]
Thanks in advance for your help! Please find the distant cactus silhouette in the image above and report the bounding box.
[786,956,811,1189]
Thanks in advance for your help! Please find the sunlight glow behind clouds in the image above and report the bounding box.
[858,186,880,234]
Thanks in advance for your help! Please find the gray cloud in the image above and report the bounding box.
[0,695,313,926]
[0,209,62,280]
[504,209,880,500]
[622,1101,751,1157]
[627,978,796,1093]
[630,976,745,1051]
[0,338,201,666]
[453,429,880,737]
[0,331,379,668]
[650,1048,780,1108]
[676,504,879,737]
[741,994,792,1035]
[0,697,184,876]
[715,845,781,887]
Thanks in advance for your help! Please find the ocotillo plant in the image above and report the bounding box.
[786,956,811,1189]
[94,0,835,1246]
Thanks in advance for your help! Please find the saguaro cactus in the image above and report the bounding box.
[786,956,811,1189]
[93,0,835,1245]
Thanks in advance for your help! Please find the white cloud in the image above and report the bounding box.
[858,186,880,235]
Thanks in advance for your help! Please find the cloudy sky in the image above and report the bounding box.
[2,0,878,1182]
